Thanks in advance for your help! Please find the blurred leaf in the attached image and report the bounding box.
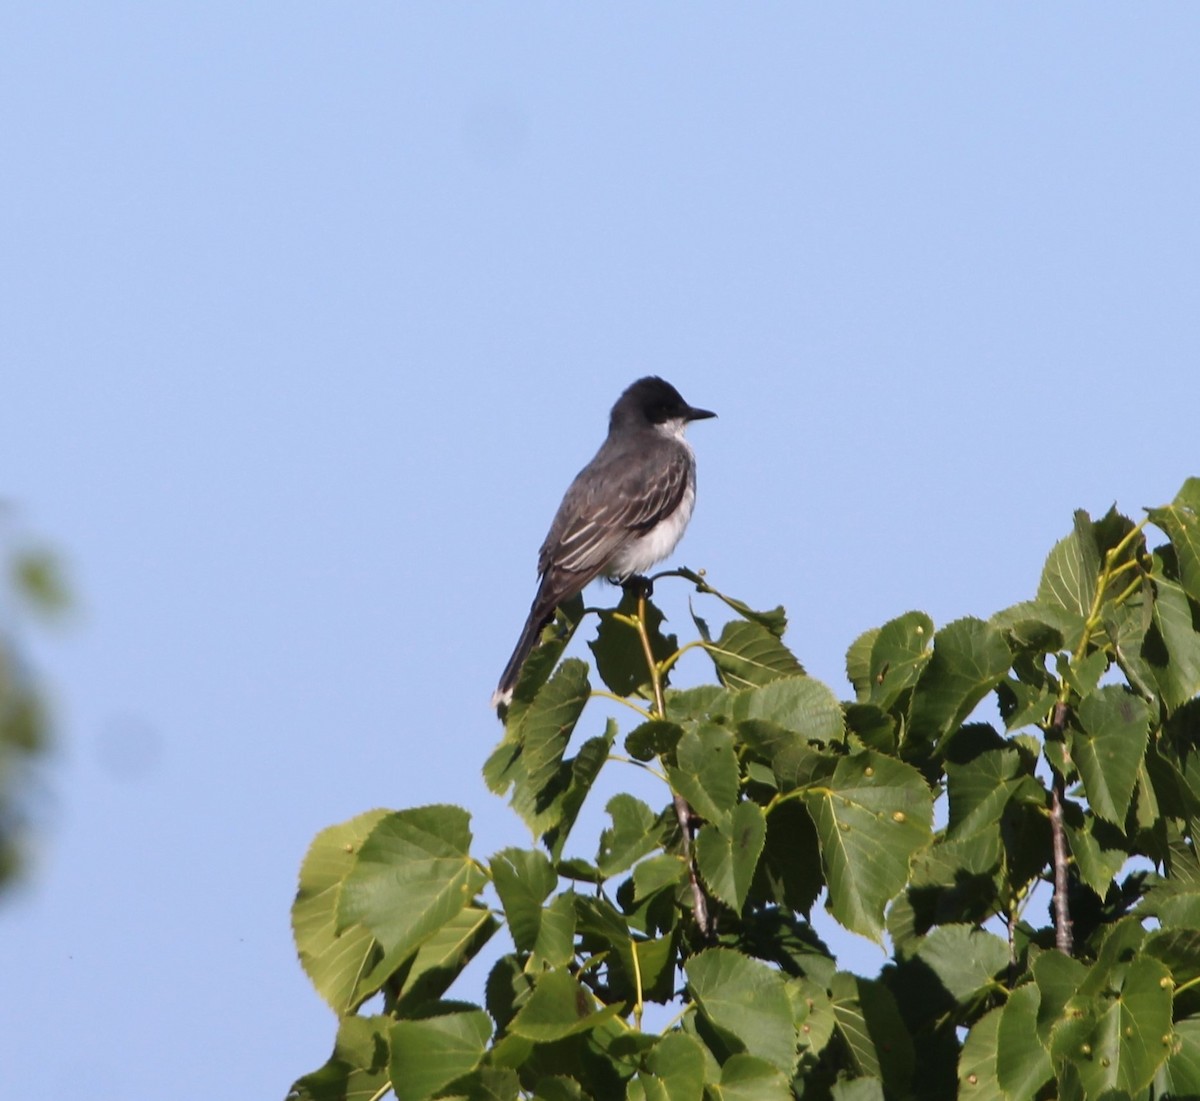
[805,752,933,942]
[1071,686,1150,825]
[685,948,796,1074]
[11,548,70,617]
[694,800,766,913]
[389,1008,492,1101]
[292,809,389,1013]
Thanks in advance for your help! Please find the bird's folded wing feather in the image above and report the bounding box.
[539,446,689,577]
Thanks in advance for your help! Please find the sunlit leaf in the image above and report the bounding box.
[389,1008,492,1101]
[685,948,797,1074]
[804,752,933,942]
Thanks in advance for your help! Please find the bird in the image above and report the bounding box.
[493,376,716,709]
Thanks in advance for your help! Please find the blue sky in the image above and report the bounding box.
[3,6,1199,1097]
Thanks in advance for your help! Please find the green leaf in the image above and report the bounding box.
[694,801,766,912]
[758,800,823,915]
[1145,575,1200,710]
[542,723,618,862]
[597,794,665,877]
[292,809,390,1014]
[957,1006,1004,1101]
[685,948,797,1074]
[711,1055,792,1100]
[389,907,498,1016]
[1071,685,1151,825]
[674,567,789,636]
[1047,955,1173,1099]
[508,968,622,1042]
[490,848,557,952]
[11,548,71,616]
[914,924,1009,1003]
[625,719,684,762]
[287,1014,391,1101]
[1064,814,1128,900]
[1149,477,1200,603]
[589,589,678,699]
[829,972,914,1094]
[388,1008,492,1101]
[728,676,844,744]
[338,806,484,980]
[804,752,933,942]
[945,743,1036,839]
[667,722,740,831]
[483,659,591,835]
[531,891,576,969]
[907,617,1011,751]
[637,1031,706,1101]
[995,983,1052,1101]
[1038,511,1100,620]
[867,611,935,711]
[1157,1016,1200,1097]
[829,1078,884,1101]
[847,627,879,702]
[632,853,687,900]
[703,619,805,689]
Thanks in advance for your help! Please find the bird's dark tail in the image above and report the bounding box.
[492,589,558,710]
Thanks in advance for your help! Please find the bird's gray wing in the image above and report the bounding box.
[538,442,690,578]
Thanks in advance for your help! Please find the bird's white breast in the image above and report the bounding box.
[605,426,697,580]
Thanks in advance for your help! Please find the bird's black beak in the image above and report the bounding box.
[685,405,717,421]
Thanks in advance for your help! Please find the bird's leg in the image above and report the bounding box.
[622,573,653,600]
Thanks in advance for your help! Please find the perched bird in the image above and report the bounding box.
[493,376,715,709]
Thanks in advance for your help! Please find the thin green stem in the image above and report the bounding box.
[607,754,669,783]
[658,639,707,678]
[635,588,666,718]
[1073,520,1148,661]
[630,938,645,1031]
[590,690,654,721]
[367,1084,393,1101]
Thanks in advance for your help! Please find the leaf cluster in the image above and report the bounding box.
[289,480,1200,1101]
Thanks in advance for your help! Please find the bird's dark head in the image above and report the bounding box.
[609,376,716,432]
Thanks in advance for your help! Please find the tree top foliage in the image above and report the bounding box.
[289,478,1200,1101]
